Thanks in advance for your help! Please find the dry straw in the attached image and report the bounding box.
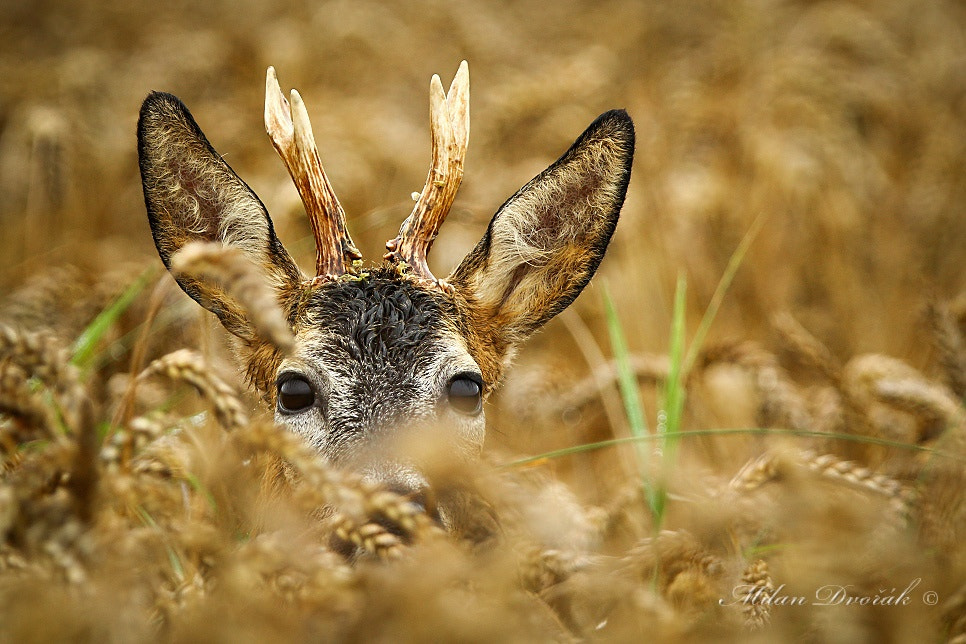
[137,349,249,431]
[730,448,916,519]
[2,0,966,639]
[170,242,295,355]
[740,559,774,630]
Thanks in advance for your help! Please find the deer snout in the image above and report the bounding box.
[383,482,436,520]
[362,466,440,521]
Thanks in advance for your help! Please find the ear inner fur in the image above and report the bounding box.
[448,109,635,375]
[137,91,303,341]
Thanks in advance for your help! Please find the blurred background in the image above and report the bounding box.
[1,0,964,467]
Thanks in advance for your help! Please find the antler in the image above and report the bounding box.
[385,61,469,288]
[265,67,361,281]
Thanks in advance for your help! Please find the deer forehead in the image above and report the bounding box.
[288,272,480,395]
[299,272,453,353]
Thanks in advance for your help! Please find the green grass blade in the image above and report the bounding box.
[661,273,688,457]
[650,274,689,528]
[502,427,966,468]
[71,267,157,372]
[602,282,665,520]
[601,282,648,437]
[681,211,767,377]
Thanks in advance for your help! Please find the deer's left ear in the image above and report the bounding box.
[449,110,634,351]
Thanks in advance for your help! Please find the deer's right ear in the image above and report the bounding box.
[137,92,303,340]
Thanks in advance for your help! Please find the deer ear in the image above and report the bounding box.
[449,110,634,351]
[137,92,303,340]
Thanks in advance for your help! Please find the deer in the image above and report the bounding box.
[137,62,634,532]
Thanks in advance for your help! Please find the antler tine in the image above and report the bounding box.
[265,66,361,282]
[385,61,469,288]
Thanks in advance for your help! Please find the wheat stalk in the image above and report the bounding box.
[773,311,842,384]
[926,301,966,399]
[873,377,965,434]
[330,513,405,560]
[170,242,295,355]
[622,530,721,588]
[699,341,812,431]
[0,324,97,521]
[236,420,440,550]
[0,324,87,427]
[0,362,61,449]
[729,451,782,493]
[730,448,915,518]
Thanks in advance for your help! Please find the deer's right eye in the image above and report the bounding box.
[277,375,315,414]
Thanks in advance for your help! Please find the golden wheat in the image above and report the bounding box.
[137,349,249,431]
[1,0,965,640]
[739,558,774,630]
[170,242,295,355]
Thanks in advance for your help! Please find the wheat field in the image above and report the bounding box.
[1,0,965,641]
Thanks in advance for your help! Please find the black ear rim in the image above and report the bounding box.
[534,109,634,326]
[136,91,303,319]
[490,108,635,235]
[451,109,635,330]
[138,92,208,270]
[137,91,289,269]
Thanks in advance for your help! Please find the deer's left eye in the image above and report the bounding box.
[447,373,483,416]
[277,374,315,414]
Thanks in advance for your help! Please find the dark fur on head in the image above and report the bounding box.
[300,267,451,367]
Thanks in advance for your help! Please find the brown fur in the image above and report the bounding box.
[138,82,633,476]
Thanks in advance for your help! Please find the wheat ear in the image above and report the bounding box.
[137,349,249,430]
[739,558,774,630]
[170,242,295,354]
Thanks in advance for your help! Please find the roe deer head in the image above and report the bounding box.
[137,62,634,525]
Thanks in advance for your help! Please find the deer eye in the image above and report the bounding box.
[447,373,483,416]
[277,374,315,414]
